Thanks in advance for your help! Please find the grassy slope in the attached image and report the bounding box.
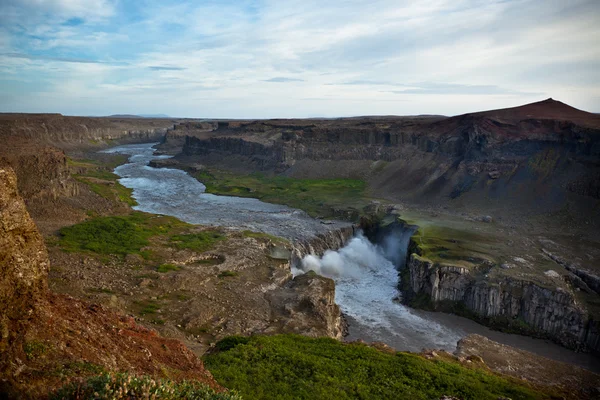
[69,156,137,206]
[203,334,550,400]
[193,169,369,219]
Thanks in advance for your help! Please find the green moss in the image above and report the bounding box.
[169,231,225,253]
[51,373,241,400]
[136,300,161,316]
[24,341,49,360]
[156,263,182,273]
[193,170,369,219]
[59,212,189,257]
[71,156,137,206]
[409,225,496,270]
[203,334,549,400]
[218,270,238,279]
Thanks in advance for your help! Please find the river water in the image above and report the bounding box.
[103,142,599,372]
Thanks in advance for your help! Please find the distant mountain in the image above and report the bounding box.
[139,114,171,118]
[107,114,171,119]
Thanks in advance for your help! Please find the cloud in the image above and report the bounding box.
[2,52,106,64]
[2,0,115,21]
[262,77,305,83]
[387,82,543,96]
[0,0,598,117]
[148,66,186,71]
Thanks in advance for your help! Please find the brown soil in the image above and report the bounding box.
[2,292,221,399]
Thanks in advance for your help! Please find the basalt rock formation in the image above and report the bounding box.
[180,99,600,217]
[405,252,599,351]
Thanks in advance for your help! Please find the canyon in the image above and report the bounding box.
[1,99,599,397]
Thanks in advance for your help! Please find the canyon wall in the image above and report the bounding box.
[0,114,173,207]
[0,167,48,354]
[0,114,171,149]
[180,100,600,217]
[405,252,600,352]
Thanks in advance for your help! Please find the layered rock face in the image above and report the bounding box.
[406,253,600,351]
[0,114,171,149]
[0,167,48,351]
[1,147,78,202]
[181,100,600,215]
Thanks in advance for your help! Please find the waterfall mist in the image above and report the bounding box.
[295,228,464,352]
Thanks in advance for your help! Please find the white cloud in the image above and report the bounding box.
[1,0,599,116]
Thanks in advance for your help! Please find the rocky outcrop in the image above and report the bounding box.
[267,271,347,339]
[291,225,356,267]
[0,167,48,352]
[405,253,600,351]
[1,147,78,202]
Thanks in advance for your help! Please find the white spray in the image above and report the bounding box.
[295,230,463,352]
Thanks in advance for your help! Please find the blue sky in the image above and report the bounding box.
[0,0,599,118]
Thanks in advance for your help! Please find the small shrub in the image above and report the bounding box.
[170,231,225,253]
[157,263,182,273]
[24,341,48,360]
[218,270,238,279]
[50,373,241,400]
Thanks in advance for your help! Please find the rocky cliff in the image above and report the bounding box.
[0,114,173,219]
[291,225,357,267]
[0,113,172,150]
[180,100,600,218]
[405,251,600,352]
[267,271,347,339]
[0,167,48,353]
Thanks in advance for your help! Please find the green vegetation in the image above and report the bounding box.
[70,156,137,206]
[23,341,48,360]
[53,361,107,378]
[58,212,189,257]
[217,270,238,279]
[204,334,548,400]
[51,373,241,400]
[136,299,161,316]
[76,176,137,206]
[157,263,183,273]
[408,224,496,270]
[194,170,368,218]
[170,231,226,253]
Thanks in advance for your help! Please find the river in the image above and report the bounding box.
[102,142,599,372]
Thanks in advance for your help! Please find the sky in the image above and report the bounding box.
[0,0,599,118]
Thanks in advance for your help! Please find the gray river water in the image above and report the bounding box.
[103,142,599,372]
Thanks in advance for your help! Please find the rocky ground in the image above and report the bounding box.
[455,334,600,399]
